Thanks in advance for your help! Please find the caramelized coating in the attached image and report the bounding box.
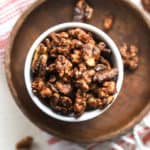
[31,28,118,117]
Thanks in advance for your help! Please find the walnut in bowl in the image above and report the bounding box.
[24,22,123,122]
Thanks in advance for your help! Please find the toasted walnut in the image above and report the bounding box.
[74,90,87,117]
[56,81,72,95]
[50,94,73,114]
[103,81,116,95]
[47,63,56,72]
[69,28,94,43]
[97,87,109,98]
[74,67,81,79]
[32,78,45,94]
[85,57,95,67]
[87,96,98,109]
[31,45,40,74]
[39,54,48,77]
[71,39,83,49]
[73,0,93,22]
[16,136,33,150]
[93,68,118,83]
[39,43,48,54]
[71,50,81,63]
[48,75,56,83]
[76,78,90,91]
[44,38,51,49]
[61,96,73,107]
[120,44,139,71]
[78,63,87,72]
[55,55,73,77]
[103,96,114,105]
[100,56,111,69]
[48,83,58,93]
[95,64,107,71]
[103,15,114,31]
[74,101,86,117]
[97,42,106,50]
[83,69,95,83]
[50,93,60,107]
[59,32,69,38]
[50,32,60,43]
[142,0,150,12]
[40,86,53,98]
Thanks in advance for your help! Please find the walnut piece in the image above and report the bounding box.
[120,43,139,71]
[73,0,94,22]
[103,15,114,31]
[16,136,33,150]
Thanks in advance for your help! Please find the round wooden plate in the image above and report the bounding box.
[5,0,150,143]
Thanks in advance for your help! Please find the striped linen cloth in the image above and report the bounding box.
[0,0,150,149]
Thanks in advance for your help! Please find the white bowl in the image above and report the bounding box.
[24,22,124,122]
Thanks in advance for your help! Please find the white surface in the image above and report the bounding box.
[0,0,149,150]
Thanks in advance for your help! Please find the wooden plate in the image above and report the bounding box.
[5,0,150,143]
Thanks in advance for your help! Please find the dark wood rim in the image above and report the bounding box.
[5,0,150,143]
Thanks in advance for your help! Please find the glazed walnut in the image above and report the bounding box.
[31,28,118,117]
[120,43,139,71]
[103,15,114,31]
[73,0,94,22]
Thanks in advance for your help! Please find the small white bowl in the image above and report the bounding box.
[24,22,124,122]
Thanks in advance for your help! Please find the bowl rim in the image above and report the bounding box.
[24,22,124,122]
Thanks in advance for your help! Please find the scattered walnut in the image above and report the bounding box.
[16,136,33,150]
[103,15,114,31]
[142,0,150,12]
[120,43,139,71]
[73,0,94,22]
[31,28,118,117]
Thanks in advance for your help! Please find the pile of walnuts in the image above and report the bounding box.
[73,0,139,71]
[31,28,118,117]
